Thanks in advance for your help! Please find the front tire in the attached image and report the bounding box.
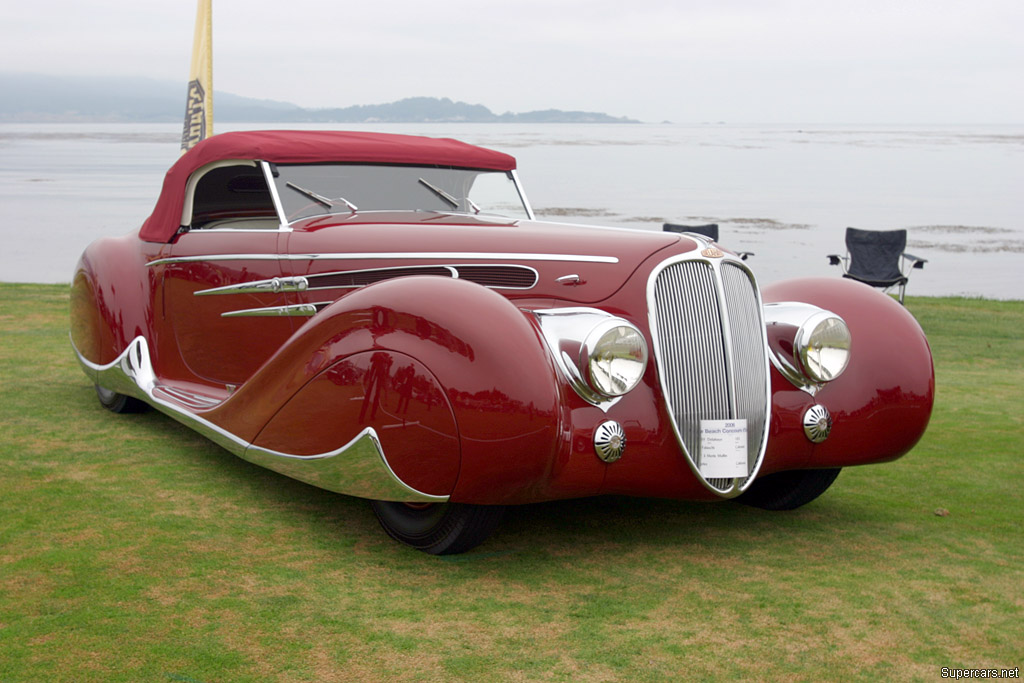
[736,468,841,510]
[95,385,148,414]
[370,501,505,555]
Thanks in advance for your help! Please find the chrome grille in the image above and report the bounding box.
[649,257,770,495]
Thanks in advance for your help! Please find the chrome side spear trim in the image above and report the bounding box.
[221,303,323,317]
[195,276,309,296]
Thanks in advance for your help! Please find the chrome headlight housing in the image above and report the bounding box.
[533,308,649,407]
[797,313,851,383]
[764,303,851,394]
[582,320,649,397]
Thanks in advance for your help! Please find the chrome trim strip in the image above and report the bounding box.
[186,228,286,234]
[147,252,619,267]
[261,160,289,229]
[154,385,222,409]
[510,169,535,221]
[196,276,310,296]
[71,336,447,503]
[246,429,448,503]
[196,264,540,294]
[221,303,320,318]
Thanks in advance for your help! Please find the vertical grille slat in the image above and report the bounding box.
[721,263,770,468]
[649,257,770,495]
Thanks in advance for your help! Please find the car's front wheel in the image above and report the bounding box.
[736,468,842,510]
[370,501,505,555]
[94,385,148,414]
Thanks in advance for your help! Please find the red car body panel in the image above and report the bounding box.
[71,130,934,514]
[762,278,935,470]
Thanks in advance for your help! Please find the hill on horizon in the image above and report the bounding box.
[0,73,640,124]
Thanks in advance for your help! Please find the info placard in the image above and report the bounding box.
[699,419,748,479]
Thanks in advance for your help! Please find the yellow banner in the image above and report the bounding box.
[180,0,213,152]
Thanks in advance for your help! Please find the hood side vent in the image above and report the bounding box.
[455,265,538,289]
[305,264,537,290]
[308,266,455,289]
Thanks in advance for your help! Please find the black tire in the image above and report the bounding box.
[370,500,505,555]
[95,385,148,414]
[736,468,842,511]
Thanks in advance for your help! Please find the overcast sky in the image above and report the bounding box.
[4,0,1023,123]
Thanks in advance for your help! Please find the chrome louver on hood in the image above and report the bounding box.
[647,253,771,496]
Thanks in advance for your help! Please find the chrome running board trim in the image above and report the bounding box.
[245,430,448,503]
[71,335,448,503]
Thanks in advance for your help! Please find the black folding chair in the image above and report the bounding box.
[828,228,927,304]
[663,223,754,260]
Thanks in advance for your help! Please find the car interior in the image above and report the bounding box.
[187,163,279,230]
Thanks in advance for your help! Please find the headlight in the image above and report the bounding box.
[533,308,650,405]
[764,303,852,394]
[798,314,851,383]
[582,320,649,397]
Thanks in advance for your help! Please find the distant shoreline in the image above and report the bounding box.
[0,73,641,125]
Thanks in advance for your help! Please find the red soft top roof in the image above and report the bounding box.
[139,130,518,242]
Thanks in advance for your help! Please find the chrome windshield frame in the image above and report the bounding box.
[510,169,535,221]
[264,162,533,226]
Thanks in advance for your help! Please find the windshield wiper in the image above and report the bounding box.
[418,178,460,209]
[286,182,358,213]
[286,182,332,208]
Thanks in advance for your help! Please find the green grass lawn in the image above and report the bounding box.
[1,283,1021,682]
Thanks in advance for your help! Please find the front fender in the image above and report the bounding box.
[761,277,934,471]
[210,276,565,503]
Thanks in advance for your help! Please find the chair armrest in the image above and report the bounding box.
[827,254,843,266]
[903,252,927,269]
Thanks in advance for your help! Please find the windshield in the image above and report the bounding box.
[270,164,531,223]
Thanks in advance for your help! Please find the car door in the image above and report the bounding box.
[158,162,296,387]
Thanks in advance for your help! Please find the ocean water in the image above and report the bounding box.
[1,121,1021,298]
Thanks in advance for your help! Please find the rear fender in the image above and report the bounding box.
[70,234,159,370]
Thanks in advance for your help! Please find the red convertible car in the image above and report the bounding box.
[71,130,934,554]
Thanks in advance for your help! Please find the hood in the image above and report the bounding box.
[285,212,697,303]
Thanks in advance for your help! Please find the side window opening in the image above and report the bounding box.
[189,164,278,230]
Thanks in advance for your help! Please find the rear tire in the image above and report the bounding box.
[370,501,505,555]
[95,385,148,414]
[736,468,841,510]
